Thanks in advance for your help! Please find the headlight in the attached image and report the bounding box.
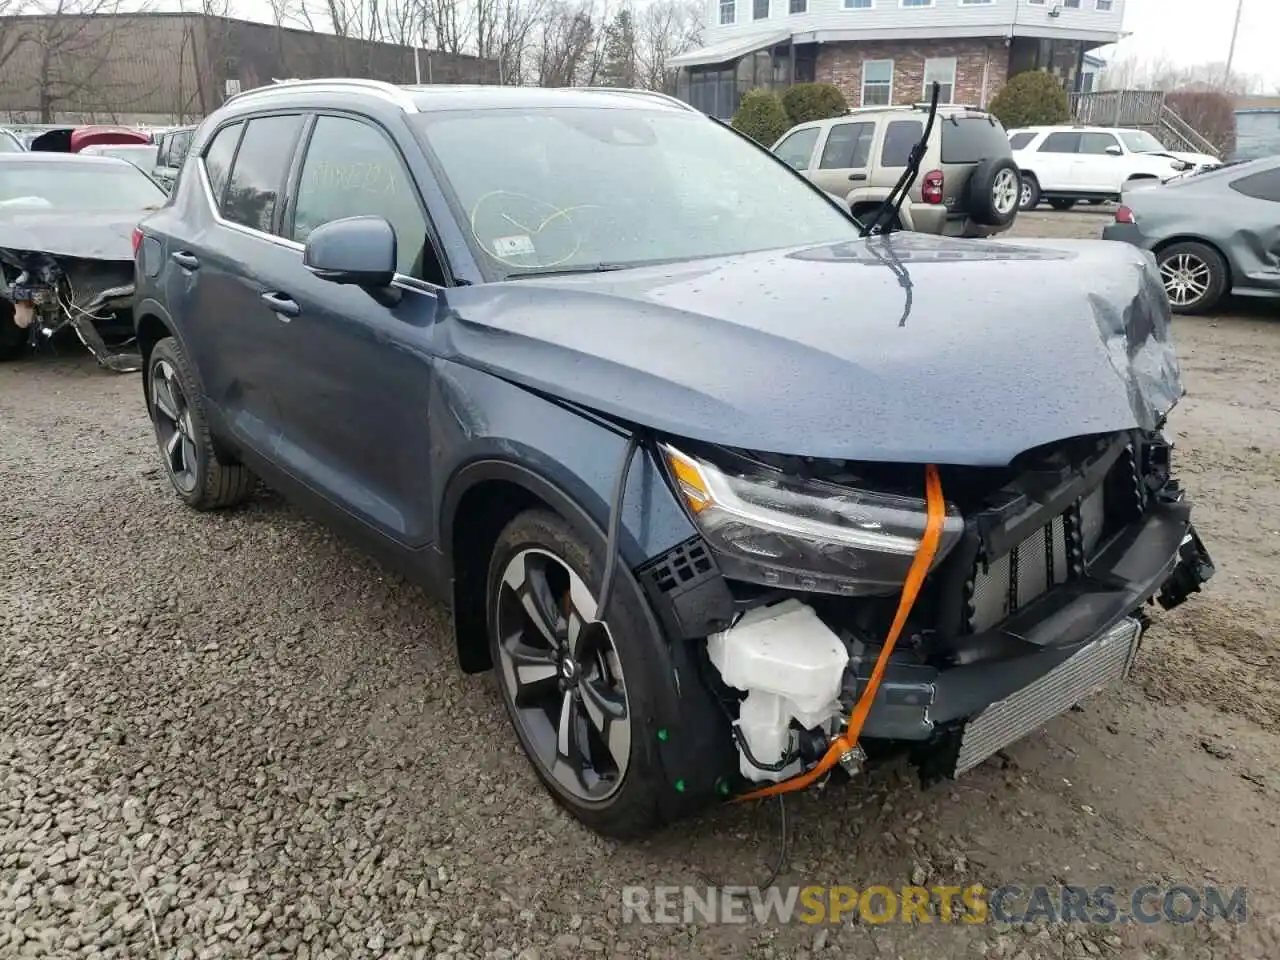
[662,444,964,596]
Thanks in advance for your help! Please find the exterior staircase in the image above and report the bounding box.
[1068,90,1221,159]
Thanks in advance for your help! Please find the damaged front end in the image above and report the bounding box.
[0,247,139,372]
[638,429,1214,800]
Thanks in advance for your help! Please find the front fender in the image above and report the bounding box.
[431,358,697,573]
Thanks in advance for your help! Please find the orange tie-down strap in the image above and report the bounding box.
[735,463,946,802]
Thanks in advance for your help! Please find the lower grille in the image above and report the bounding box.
[955,616,1142,775]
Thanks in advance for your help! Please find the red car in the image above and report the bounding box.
[28,124,151,153]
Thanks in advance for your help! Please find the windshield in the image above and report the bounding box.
[412,106,859,277]
[0,131,22,153]
[0,161,166,211]
[1119,131,1168,154]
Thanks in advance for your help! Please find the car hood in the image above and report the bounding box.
[0,209,151,260]
[434,233,1183,467]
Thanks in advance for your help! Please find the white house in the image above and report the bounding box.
[671,0,1127,119]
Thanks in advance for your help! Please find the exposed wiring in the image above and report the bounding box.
[692,795,790,895]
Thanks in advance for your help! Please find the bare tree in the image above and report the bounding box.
[635,0,700,92]
[8,0,156,121]
[1098,53,1265,97]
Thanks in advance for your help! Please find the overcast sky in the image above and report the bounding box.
[208,0,1278,91]
[1100,0,1276,89]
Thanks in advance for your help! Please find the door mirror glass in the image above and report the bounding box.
[303,215,398,288]
[1105,145,1123,156]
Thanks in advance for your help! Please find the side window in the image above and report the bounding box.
[881,120,923,167]
[289,115,436,283]
[1229,168,1280,202]
[1079,132,1120,154]
[1039,132,1081,153]
[773,128,819,170]
[819,122,874,169]
[155,134,171,167]
[202,121,243,207]
[221,114,305,234]
[1008,132,1036,151]
[171,130,193,168]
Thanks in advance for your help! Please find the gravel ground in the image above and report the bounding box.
[3,210,1280,959]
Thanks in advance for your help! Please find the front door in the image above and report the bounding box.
[269,112,447,547]
[1075,131,1125,193]
[169,112,308,453]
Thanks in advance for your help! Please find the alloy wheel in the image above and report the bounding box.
[1160,252,1212,308]
[150,359,199,493]
[993,168,1019,216]
[494,547,631,802]
[1019,179,1034,209]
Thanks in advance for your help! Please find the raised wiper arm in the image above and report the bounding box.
[861,81,942,238]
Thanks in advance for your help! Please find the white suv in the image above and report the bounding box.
[1008,125,1219,211]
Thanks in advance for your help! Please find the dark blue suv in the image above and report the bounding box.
[134,79,1214,839]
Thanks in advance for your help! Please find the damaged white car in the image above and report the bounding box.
[0,152,166,371]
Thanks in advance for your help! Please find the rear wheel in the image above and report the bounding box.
[486,507,664,839]
[966,157,1021,227]
[146,336,256,509]
[1156,241,1228,315]
[1018,174,1041,211]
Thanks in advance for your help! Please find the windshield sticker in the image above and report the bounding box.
[493,235,536,258]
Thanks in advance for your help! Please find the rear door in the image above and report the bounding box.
[807,120,876,196]
[272,111,445,545]
[1032,131,1081,190]
[170,112,308,456]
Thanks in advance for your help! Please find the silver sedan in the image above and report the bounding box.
[1101,155,1280,314]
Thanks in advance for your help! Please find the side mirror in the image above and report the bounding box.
[1105,145,1123,156]
[303,215,397,288]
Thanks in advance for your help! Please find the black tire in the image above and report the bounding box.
[486,507,665,839]
[1018,173,1041,211]
[0,301,26,362]
[1155,241,1229,315]
[1048,198,1077,211]
[965,156,1021,227]
[145,336,256,509]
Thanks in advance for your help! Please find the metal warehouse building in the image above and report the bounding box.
[0,12,501,126]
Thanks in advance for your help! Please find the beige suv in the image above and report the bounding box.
[771,104,1021,238]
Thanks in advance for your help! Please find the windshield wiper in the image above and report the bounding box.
[861,81,942,238]
[507,263,632,279]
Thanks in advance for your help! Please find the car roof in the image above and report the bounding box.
[222,79,698,116]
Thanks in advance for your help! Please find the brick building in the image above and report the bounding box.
[670,0,1126,120]
[0,12,500,125]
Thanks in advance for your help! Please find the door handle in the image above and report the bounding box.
[171,250,199,270]
[849,173,868,181]
[260,291,300,318]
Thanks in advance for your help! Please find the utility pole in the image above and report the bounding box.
[1224,0,1243,89]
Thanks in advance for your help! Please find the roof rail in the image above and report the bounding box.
[573,86,698,111]
[224,77,419,112]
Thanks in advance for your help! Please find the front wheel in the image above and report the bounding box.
[1048,198,1077,211]
[146,336,256,509]
[1156,242,1228,315]
[486,508,665,839]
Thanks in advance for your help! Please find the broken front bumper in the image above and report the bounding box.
[859,504,1214,777]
